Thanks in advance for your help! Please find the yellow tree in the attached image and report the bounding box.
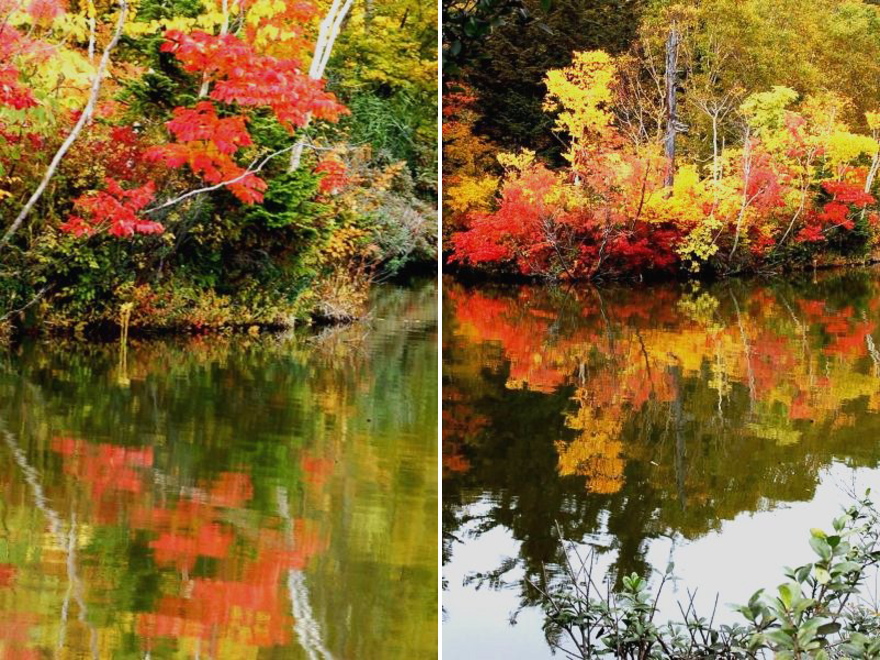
[542,50,617,166]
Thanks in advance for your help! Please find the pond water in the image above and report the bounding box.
[0,280,437,659]
[442,269,880,658]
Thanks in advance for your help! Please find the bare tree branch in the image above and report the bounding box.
[0,0,128,251]
[142,144,296,214]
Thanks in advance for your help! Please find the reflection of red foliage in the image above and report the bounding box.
[51,437,153,506]
[0,563,16,587]
[281,519,326,570]
[447,281,880,434]
[450,287,568,392]
[150,523,234,570]
[139,568,294,647]
[789,391,814,421]
[301,455,334,486]
[142,575,291,646]
[208,471,253,508]
[824,320,876,356]
[0,611,40,655]
[442,394,489,475]
[137,520,325,648]
[46,437,331,655]
[52,436,154,466]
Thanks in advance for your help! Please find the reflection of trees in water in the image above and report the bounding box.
[442,269,880,606]
[1,425,100,659]
[0,280,437,659]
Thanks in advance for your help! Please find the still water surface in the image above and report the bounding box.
[0,280,437,659]
[443,270,880,658]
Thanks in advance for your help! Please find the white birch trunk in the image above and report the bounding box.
[288,0,353,171]
[0,0,128,250]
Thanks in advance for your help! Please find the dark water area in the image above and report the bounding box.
[0,281,437,659]
[442,269,880,658]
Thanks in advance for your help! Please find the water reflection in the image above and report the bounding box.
[442,270,880,657]
[0,280,437,659]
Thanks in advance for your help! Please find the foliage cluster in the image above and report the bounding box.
[0,0,437,334]
[444,0,880,279]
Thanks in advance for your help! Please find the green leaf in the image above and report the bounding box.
[765,629,796,649]
[810,536,832,562]
[817,622,841,636]
[777,582,797,608]
[795,564,812,583]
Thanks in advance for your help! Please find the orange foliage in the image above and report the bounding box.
[446,280,880,490]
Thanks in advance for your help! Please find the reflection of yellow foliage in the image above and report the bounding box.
[677,290,722,330]
[556,400,625,494]
[831,413,856,430]
[709,349,732,399]
[450,283,880,473]
[747,422,801,446]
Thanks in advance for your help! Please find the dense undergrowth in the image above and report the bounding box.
[0,0,437,337]
[443,0,880,282]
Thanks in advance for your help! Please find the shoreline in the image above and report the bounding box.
[2,268,437,344]
[442,252,880,287]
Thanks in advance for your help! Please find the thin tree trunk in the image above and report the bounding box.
[670,367,687,510]
[0,0,128,251]
[711,115,719,182]
[2,425,100,658]
[198,0,230,97]
[663,24,680,188]
[865,147,880,194]
[276,487,334,660]
[87,0,96,62]
[776,147,816,249]
[730,126,752,259]
[730,289,756,409]
[857,144,880,228]
[289,0,354,171]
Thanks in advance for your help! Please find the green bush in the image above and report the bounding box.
[538,493,880,659]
